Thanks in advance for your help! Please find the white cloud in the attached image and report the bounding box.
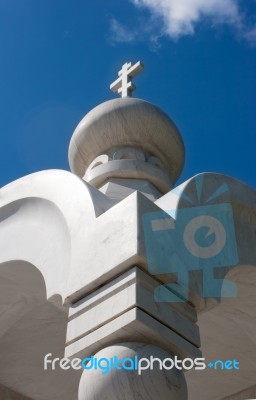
[131,0,241,38]
[109,0,256,45]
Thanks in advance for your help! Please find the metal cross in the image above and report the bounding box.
[110,61,144,98]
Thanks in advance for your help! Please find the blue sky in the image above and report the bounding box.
[0,0,255,188]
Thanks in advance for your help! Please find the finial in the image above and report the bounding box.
[110,61,144,98]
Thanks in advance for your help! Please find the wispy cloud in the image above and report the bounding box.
[243,25,256,45]
[109,18,137,44]
[109,0,256,45]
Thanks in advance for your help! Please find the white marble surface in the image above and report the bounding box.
[186,265,256,400]
[69,266,197,322]
[65,307,201,361]
[67,267,200,347]
[99,178,162,202]
[1,167,256,400]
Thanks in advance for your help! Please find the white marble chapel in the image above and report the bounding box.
[0,61,256,400]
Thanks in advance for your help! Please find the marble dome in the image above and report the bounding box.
[68,97,185,184]
[78,343,187,400]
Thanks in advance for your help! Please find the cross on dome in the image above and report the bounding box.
[110,61,144,98]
